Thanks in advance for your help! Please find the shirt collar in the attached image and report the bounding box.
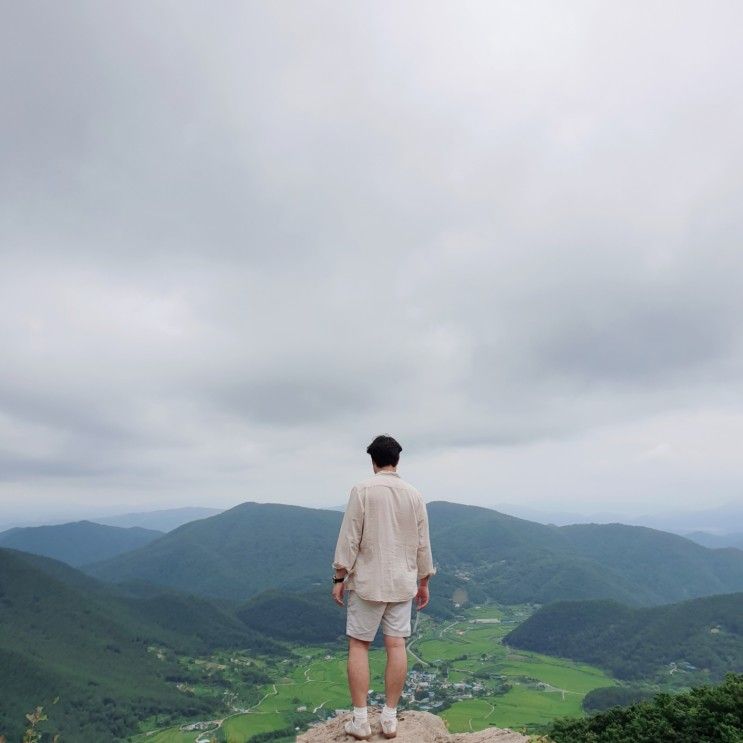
[375,470,400,477]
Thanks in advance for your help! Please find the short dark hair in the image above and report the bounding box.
[366,435,402,468]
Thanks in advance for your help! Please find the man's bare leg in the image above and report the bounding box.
[383,635,407,707]
[348,637,371,707]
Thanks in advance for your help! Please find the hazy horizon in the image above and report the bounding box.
[2,496,741,538]
[3,3,743,524]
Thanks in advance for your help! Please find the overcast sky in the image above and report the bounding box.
[2,2,743,526]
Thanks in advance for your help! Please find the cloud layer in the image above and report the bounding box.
[2,2,743,523]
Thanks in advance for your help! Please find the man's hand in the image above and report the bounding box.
[332,580,345,607]
[415,581,430,610]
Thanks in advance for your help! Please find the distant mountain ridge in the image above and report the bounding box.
[0,506,224,534]
[505,592,743,680]
[631,501,743,534]
[496,500,743,536]
[93,506,224,532]
[84,500,743,608]
[684,531,743,551]
[0,520,162,566]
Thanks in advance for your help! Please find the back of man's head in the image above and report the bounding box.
[367,435,402,468]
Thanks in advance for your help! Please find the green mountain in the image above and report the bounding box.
[0,547,281,742]
[549,673,743,743]
[86,502,342,600]
[505,592,743,680]
[84,501,743,610]
[428,502,743,605]
[427,502,643,604]
[0,520,162,566]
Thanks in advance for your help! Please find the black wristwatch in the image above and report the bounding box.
[332,576,345,584]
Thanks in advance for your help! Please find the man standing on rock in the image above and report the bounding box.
[332,435,436,740]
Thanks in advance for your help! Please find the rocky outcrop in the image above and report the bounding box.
[296,708,530,742]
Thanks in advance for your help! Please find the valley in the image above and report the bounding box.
[130,603,617,742]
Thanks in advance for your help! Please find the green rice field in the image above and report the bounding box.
[414,605,616,732]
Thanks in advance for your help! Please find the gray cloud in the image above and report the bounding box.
[215,377,374,426]
[538,296,733,384]
[2,2,743,522]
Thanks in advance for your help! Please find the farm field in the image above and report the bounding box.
[413,605,616,733]
[130,646,391,742]
[137,730,204,743]
[442,683,585,731]
[132,712,286,743]
[236,645,389,716]
[222,711,286,742]
[500,653,614,695]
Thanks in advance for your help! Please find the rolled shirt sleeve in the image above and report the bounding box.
[415,497,436,580]
[333,486,365,572]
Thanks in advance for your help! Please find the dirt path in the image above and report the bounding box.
[539,681,581,699]
[406,612,430,666]
[247,683,278,712]
[439,620,459,638]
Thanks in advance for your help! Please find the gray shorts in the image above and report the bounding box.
[346,590,413,642]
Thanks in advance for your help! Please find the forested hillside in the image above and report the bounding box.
[505,592,743,679]
[0,548,281,742]
[0,520,162,566]
[428,502,743,605]
[559,523,743,603]
[83,501,743,609]
[549,674,743,743]
[237,589,346,642]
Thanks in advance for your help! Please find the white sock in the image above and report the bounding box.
[381,705,397,721]
[353,706,368,723]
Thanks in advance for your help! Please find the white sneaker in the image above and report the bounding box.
[344,718,372,740]
[381,716,398,739]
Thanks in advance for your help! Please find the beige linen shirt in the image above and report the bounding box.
[332,471,436,602]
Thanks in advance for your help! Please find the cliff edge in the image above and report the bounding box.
[297,708,530,742]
